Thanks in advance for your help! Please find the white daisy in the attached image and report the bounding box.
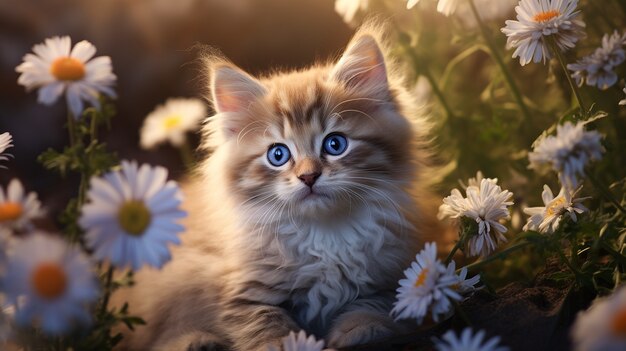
[438,188,468,220]
[434,328,510,351]
[440,178,514,258]
[0,179,45,232]
[0,132,13,168]
[523,185,588,233]
[453,264,481,295]
[2,232,99,335]
[334,0,369,26]
[465,171,498,189]
[407,0,460,16]
[529,121,604,190]
[267,330,329,351]
[501,0,586,66]
[571,286,626,351]
[79,160,186,270]
[464,179,513,257]
[391,243,475,324]
[568,31,626,90]
[16,36,116,118]
[140,98,206,149]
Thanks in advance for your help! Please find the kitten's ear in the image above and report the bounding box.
[330,35,389,99]
[210,64,267,139]
[211,64,267,114]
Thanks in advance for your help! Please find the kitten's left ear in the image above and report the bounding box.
[330,35,390,99]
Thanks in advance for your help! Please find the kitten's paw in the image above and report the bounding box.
[327,311,400,348]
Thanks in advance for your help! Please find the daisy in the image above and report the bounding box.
[464,180,513,257]
[453,264,481,295]
[465,171,498,189]
[334,0,369,26]
[438,188,468,220]
[621,87,626,106]
[407,0,460,16]
[0,179,45,231]
[440,178,514,257]
[528,121,604,190]
[79,160,186,270]
[16,36,116,118]
[567,31,626,90]
[571,286,626,351]
[140,98,206,149]
[501,0,586,66]
[0,132,13,168]
[523,185,588,233]
[2,232,99,335]
[267,330,329,351]
[391,243,477,324]
[434,328,510,351]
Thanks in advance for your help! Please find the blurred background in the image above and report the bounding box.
[0,0,353,212]
[2,0,626,238]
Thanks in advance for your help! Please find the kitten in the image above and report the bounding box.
[114,23,447,351]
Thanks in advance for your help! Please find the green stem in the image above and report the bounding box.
[556,249,585,281]
[422,67,457,119]
[90,112,99,143]
[398,39,457,119]
[440,44,485,90]
[547,36,588,117]
[459,241,531,273]
[586,170,626,213]
[467,0,532,122]
[178,139,195,170]
[99,266,115,317]
[445,235,466,264]
[66,112,77,146]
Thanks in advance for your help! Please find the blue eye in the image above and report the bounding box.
[322,133,348,156]
[267,144,291,167]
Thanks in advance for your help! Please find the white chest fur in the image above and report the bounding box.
[272,205,411,328]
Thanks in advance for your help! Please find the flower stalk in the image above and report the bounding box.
[460,241,531,273]
[397,36,457,119]
[467,0,532,122]
[547,36,588,117]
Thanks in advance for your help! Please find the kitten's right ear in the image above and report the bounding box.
[210,64,267,138]
[211,64,266,113]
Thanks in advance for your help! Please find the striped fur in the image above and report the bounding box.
[113,23,449,351]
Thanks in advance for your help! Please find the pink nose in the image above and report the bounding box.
[298,172,321,187]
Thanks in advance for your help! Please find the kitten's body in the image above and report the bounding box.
[115,25,447,350]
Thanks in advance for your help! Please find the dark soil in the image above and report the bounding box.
[344,268,592,351]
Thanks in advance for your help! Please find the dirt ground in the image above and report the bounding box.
[344,275,589,351]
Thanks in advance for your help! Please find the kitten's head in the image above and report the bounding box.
[202,27,429,222]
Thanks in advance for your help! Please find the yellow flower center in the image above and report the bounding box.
[611,308,626,336]
[31,262,68,300]
[118,200,151,236]
[0,202,23,222]
[546,197,567,216]
[50,57,86,81]
[533,10,560,23]
[163,115,183,130]
[415,268,429,287]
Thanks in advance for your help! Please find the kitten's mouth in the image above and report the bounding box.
[298,187,328,202]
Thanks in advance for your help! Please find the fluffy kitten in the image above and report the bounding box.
[114,24,446,351]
